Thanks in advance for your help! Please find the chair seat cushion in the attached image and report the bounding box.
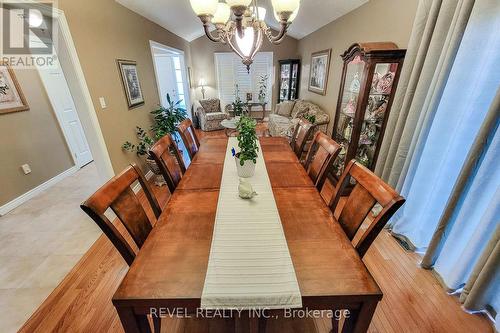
[205,112,227,121]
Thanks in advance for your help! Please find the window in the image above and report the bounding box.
[172,56,187,109]
[214,52,273,108]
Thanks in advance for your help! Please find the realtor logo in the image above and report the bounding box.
[1,1,57,68]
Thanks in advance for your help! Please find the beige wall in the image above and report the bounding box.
[0,0,419,207]
[297,0,419,134]
[190,32,299,110]
[0,69,74,206]
[58,0,192,174]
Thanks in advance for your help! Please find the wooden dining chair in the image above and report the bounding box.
[177,118,200,160]
[328,159,406,258]
[150,134,186,193]
[303,132,342,191]
[80,164,161,266]
[290,118,314,160]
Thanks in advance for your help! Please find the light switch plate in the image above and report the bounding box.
[21,164,31,175]
[99,97,107,109]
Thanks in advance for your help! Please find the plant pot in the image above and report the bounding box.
[145,157,166,187]
[235,156,256,178]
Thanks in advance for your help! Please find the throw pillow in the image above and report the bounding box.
[276,101,296,117]
[291,100,310,119]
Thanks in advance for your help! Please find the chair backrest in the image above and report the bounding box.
[200,98,221,113]
[328,160,405,257]
[150,134,186,193]
[177,119,200,160]
[80,164,161,266]
[290,118,314,159]
[303,132,341,191]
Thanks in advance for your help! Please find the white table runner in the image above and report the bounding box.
[201,137,302,310]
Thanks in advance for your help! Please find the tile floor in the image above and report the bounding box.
[0,163,102,332]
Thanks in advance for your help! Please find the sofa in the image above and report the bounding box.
[195,98,229,131]
[268,100,330,139]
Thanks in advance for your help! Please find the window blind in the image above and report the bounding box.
[214,52,273,109]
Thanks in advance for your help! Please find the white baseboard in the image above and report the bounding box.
[0,165,79,216]
[132,170,155,194]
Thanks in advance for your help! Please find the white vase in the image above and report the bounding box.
[235,156,256,178]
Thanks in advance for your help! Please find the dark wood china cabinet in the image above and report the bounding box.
[278,59,300,103]
[330,42,406,184]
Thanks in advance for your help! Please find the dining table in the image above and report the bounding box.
[112,136,382,333]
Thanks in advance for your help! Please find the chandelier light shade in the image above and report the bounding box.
[226,0,253,8]
[212,2,231,25]
[274,3,299,22]
[190,0,301,71]
[189,0,218,16]
[271,0,300,13]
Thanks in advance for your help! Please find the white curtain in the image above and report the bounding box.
[391,0,500,249]
[389,0,500,326]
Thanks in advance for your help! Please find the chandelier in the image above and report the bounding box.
[190,0,300,71]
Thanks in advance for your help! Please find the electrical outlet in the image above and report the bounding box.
[99,97,107,109]
[21,164,31,175]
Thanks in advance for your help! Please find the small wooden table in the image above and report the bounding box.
[246,102,267,121]
[113,137,382,333]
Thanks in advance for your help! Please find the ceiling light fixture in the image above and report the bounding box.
[190,0,300,72]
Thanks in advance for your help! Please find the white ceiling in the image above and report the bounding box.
[116,0,369,42]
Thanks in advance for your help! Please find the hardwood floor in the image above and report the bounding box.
[19,129,493,333]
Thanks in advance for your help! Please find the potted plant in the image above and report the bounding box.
[151,93,187,145]
[232,84,245,117]
[122,94,187,186]
[257,74,269,104]
[234,116,259,178]
[122,127,166,186]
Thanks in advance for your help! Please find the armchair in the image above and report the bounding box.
[195,98,229,131]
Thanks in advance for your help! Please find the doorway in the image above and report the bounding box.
[150,41,191,116]
[33,39,93,168]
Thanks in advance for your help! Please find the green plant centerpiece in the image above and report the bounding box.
[234,116,259,178]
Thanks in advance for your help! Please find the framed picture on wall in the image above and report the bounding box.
[0,62,29,114]
[308,49,332,95]
[117,59,145,109]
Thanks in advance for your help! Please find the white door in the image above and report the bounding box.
[154,55,177,106]
[150,42,191,117]
[34,44,93,168]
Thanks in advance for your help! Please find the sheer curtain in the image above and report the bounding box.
[386,0,500,326]
[391,0,500,249]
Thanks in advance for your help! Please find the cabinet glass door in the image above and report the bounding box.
[291,63,299,100]
[355,62,398,168]
[279,64,291,102]
[332,55,366,177]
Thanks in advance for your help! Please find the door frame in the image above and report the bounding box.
[149,40,192,118]
[31,37,93,169]
[31,2,114,179]
[0,2,114,215]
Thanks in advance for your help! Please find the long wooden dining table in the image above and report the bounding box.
[113,137,382,333]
